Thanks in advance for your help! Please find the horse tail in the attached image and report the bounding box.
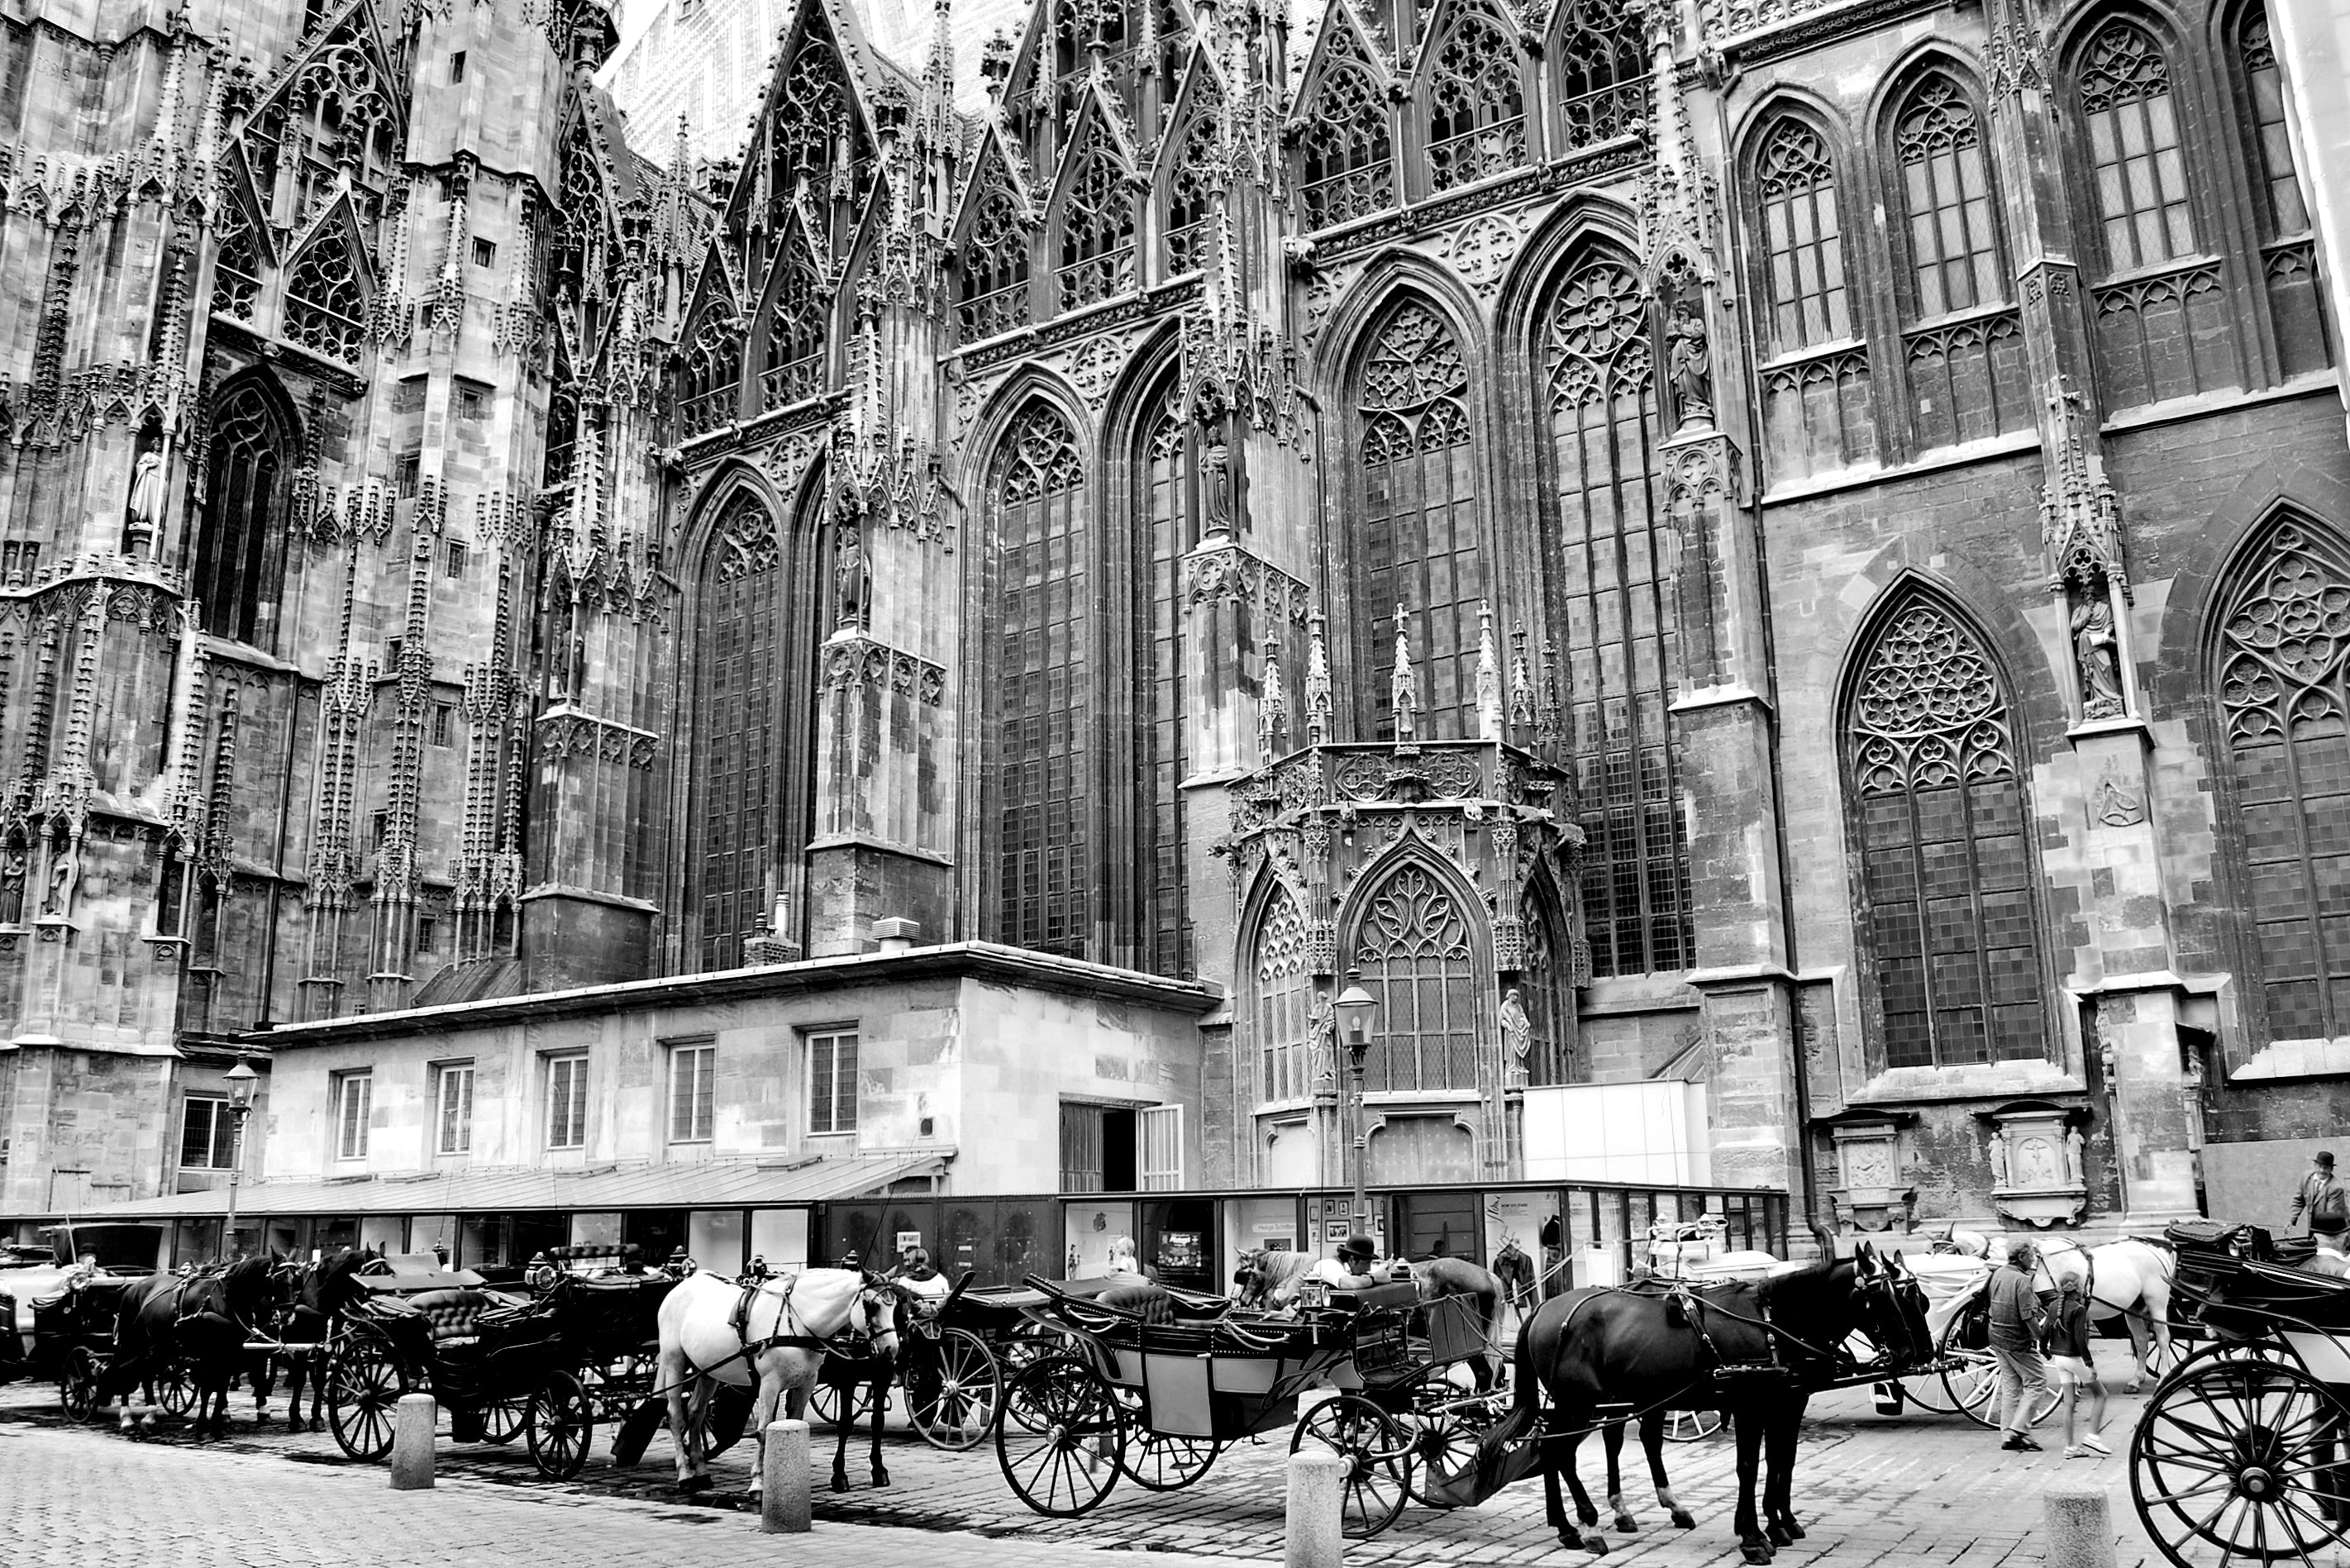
[1513,1305,1544,1418]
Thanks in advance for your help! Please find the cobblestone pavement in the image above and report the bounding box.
[0,1345,2317,1568]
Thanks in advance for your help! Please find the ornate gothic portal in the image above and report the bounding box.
[1226,614,1583,1188]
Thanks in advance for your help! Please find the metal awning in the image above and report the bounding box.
[50,1151,950,1220]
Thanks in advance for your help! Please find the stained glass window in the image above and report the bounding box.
[2217,519,2350,1046]
[1895,76,2003,318]
[1139,397,1188,976]
[1254,890,1313,1103]
[990,403,1089,956]
[1351,863,1479,1093]
[1356,300,1481,741]
[2078,22,2195,270]
[1426,13,1526,190]
[1755,119,1851,351]
[1845,593,2044,1068]
[195,381,290,647]
[689,498,781,972]
[1541,256,1690,976]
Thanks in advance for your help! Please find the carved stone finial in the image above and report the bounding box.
[1475,601,1503,741]
[1508,627,1535,738]
[1537,636,1562,754]
[1259,637,1286,762]
[1305,610,1333,746]
[1391,605,1418,750]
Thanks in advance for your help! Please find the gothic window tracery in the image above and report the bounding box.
[770,25,870,208]
[2235,3,2330,375]
[1843,593,2045,1069]
[1540,255,1690,977]
[689,496,786,971]
[211,187,263,321]
[959,180,1031,341]
[2216,518,2350,1048]
[1351,863,1479,1093]
[1254,889,1313,1102]
[194,381,293,649]
[1552,0,1647,148]
[1164,108,1222,276]
[1299,50,1393,230]
[1056,139,1137,308]
[989,403,1091,956]
[1139,397,1189,976]
[761,237,827,410]
[1521,891,1575,1084]
[1755,119,1851,352]
[679,311,743,436]
[1355,299,1481,741]
[1425,13,1527,190]
[282,238,368,363]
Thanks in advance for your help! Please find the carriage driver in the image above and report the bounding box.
[889,1244,951,1304]
[1307,1235,1385,1290]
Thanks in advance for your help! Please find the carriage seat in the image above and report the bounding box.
[406,1287,491,1346]
[546,1242,641,1277]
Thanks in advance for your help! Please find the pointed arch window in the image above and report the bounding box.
[678,312,742,437]
[1541,255,1690,976]
[1138,395,1189,976]
[2235,3,2330,376]
[194,382,292,648]
[1426,13,1527,190]
[2077,22,2195,272]
[2215,518,2350,1048]
[1355,300,1481,741]
[760,238,827,410]
[1845,594,2045,1069]
[1754,119,1850,352]
[771,24,869,207]
[959,182,1031,341]
[1164,110,1220,276]
[1553,0,1647,149]
[283,238,368,363]
[211,188,263,321]
[1521,889,1576,1084]
[1254,889,1313,1103]
[1351,863,1479,1093]
[689,497,784,972]
[1056,141,1137,308]
[988,403,1091,956]
[1299,59,1393,230]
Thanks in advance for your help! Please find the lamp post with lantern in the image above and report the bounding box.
[1332,971,1378,1244]
[221,1056,259,1259]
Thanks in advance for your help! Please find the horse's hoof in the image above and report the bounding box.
[1556,1533,1585,1552]
[678,1475,714,1495]
[1768,1525,1795,1547]
[1672,1511,1697,1531]
[1785,1520,1807,1541]
[1742,1550,1774,1566]
[872,1471,890,1489]
[831,1476,850,1494]
[1613,1515,1638,1534]
[1586,1537,1609,1557]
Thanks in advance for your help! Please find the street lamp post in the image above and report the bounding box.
[1332,972,1378,1243]
[222,1056,259,1259]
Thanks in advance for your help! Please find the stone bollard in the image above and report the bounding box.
[2044,1483,2117,1568]
[760,1419,813,1534]
[1285,1447,1349,1568]
[389,1394,436,1491]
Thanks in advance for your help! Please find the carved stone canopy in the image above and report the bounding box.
[1976,1099,2090,1230]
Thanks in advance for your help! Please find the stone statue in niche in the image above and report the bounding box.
[41,847,75,918]
[1989,1135,2008,1188]
[2066,1126,2085,1184]
[2071,592,2125,719]
[836,524,870,629]
[1307,993,1337,1086]
[126,448,167,546]
[1499,985,1531,1086]
[1199,430,1233,537]
[0,844,25,922]
[1664,299,1715,432]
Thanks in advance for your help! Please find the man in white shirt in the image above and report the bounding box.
[1307,1235,1381,1290]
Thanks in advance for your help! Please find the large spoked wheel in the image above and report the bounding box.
[810,1380,847,1431]
[327,1341,406,1462]
[1404,1399,1485,1507]
[2130,1356,2350,1567]
[527,1370,595,1480]
[1946,1346,2064,1431]
[155,1360,198,1417]
[996,1355,1125,1518]
[1108,1389,1220,1491]
[1291,1394,1410,1540]
[1897,1323,1964,1414]
[908,1327,1002,1451]
[1662,1408,1727,1442]
[60,1347,101,1422]
[478,1389,531,1446]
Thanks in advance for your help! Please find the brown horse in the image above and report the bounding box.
[1514,1246,1929,1563]
[105,1256,279,1440]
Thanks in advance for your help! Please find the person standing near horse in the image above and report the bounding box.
[2041,1277,2109,1459]
[1988,1241,2051,1452]
[1307,1234,1382,1289]
[2290,1151,2348,1246]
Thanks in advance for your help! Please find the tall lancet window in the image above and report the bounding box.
[1355,300,1481,741]
[1540,255,1690,975]
[989,403,1090,956]
[1844,592,2046,1068]
[195,380,293,649]
[1138,394,1189,976]
[689,497,783,972]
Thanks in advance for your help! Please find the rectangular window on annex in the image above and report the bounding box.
[546,1055,589,1150]
[670,1042,715,1143]
[807,1031,857,1136]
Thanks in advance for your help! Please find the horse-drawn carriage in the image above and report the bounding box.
[324,1242,682,1479]
[991,1271,1494,1538]
[29,1274,144,1421]
[2127,1222,2350,1568]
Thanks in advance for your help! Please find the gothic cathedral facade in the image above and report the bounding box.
[3,0,2348,1237]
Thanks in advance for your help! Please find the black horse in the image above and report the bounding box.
[813,1276,902,1493]
[106,1256,279,1440]
[260,1249,373,1432]
[1514,1244,1930,1564]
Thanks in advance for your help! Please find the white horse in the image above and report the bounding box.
[1947,1232,2176,1390]
[656,1268,897,1494]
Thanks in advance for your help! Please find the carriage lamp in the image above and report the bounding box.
[1333,973,1378,1239]
[222,1056,260,1261]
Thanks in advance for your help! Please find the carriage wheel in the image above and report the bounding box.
[60,1347,100,1422]
[156,1360,198,1418]
[478,1389,531,1446]
[527,1370,594,1481]
[908,1328,1002,1451]
[1661,1408,1725,1442]
[1403,1400,1484,1508]
[1291,1394,1410,1540]
[1945,1347,2065,1430]
[810,1379,847,1431]
[327,1342,405,1463]
[995,1355,1124,1518]
[1108,1389,1219,1490]
[2130,1357,2350,1567]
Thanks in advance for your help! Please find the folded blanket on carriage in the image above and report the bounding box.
[1903,1255,1990,1342]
